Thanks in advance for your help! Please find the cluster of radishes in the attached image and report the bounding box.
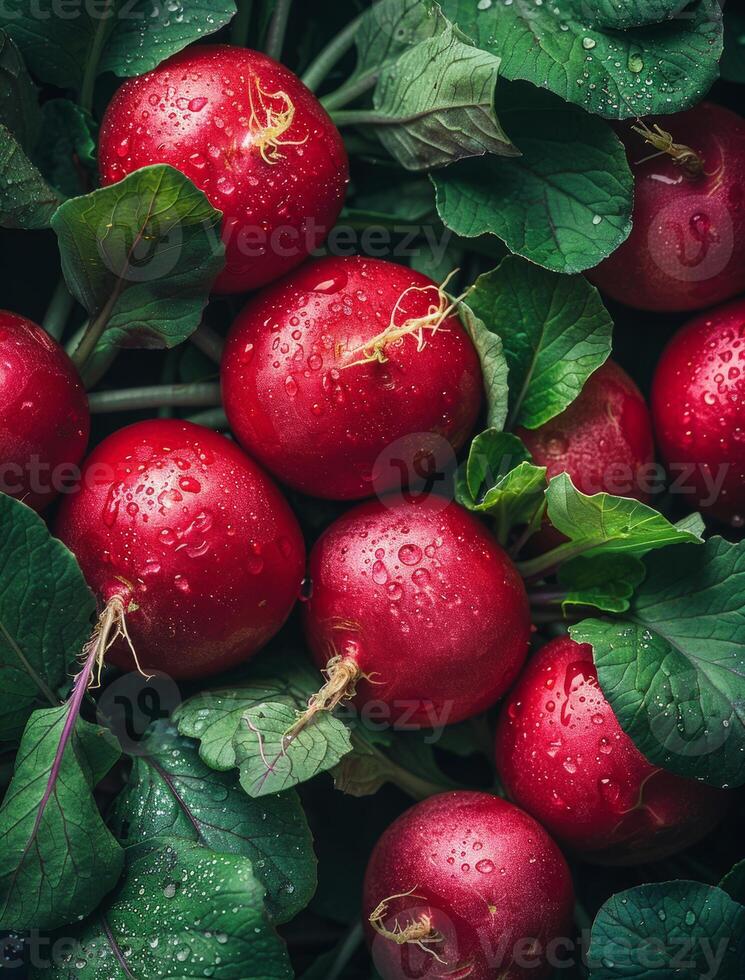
[2,45,744,979]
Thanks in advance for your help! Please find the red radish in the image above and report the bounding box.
[652,297,745,523]
[518,360,655,502]
[98,45,349,294]
[55,420,304,679]
[301,496,531,729]
[222,256,483,500]
[495,637,727,865]
[0,311,89,511]
[588,102,745,312]
[362,791,574,980]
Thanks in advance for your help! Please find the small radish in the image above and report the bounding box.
[55,420,305,679]
[519,360,655,502]
[300,496,531,730]
[588,102,745,312]
[495,637,727,865]
[652,296,745,524]
[222,256,483,500]
[362,791,574,980]
[0,311,89,511]
[98,45,349,294]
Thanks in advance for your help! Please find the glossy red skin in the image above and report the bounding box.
[98,45,348,294]
[0,311,89,511]
[652,297,745,522]
[518,361,655,552]
[588,102,745,312]
[222,256,483,500]
[362,792,574,980]
[519,361,655,501]
[495,638,727,865]
[55,420,305,679]
[303,497,531,727]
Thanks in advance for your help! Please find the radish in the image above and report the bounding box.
[362,791,574,980]
[55,419,305,679]
[0,310,89,511]
[588,102,745,312]
[495,636,727,865]
[300,496,531,730]
[222,256,483,500]
[652,296,745,524]
[98,45,349,294]
[518,360,655,502]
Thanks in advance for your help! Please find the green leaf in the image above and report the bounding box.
[457,302,509,430]
[0,709,124,932]
[721,7,745,84]
[432,85,633,274]
[108,723,316,923]
[0,123,61,229]
[720,861,745,905]
[570,537,745,788]
[100,0,236,77]
[0,31,40,150]
[456,430,547,542]
[544,473,705,559]
[33,99,97,198]
[364,27,516,171]
[0,494,95,743]
[588,882,745,978]
[34,840,293,980]
[558,554,646,614]
[175,655,354,796]
[346,0,450,92]
[0,1,114,90]
[52,164,224,356]
[234,701,353,798]
[440,0,723,119]
[468,256,614,428]
[582,0,692,30]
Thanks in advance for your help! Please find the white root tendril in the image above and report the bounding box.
[246,76,309,165]
[632,121,705,178]
[369,888,447,964]
[284,654,363,743]
[342,271,472,370]
[83,595,151,690]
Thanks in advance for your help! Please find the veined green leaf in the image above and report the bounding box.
[0,123,61,229]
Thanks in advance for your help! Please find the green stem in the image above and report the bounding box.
[190,323,225,364]
[89,383,222,414]
[80,0,115,112]
[517,542,590,580]
[327,923,364,980]
[302,12,365,91]
[70,288,120,372]
[186,407,230,430]
[158,350,180,419]
[322,72,377,112]
[265,0,293,61]
[230,0,254,46]
[42,277,76,342]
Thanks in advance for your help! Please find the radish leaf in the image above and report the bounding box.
[467,256,614,428]
[571,537,745,788]
[0,494,95,744]
[440,0,723,119]
[109,722,316,923]
[0,709,123,932]
[588,881,745,978]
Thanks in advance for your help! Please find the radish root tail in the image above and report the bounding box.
[284,655,363,742]
[247,77,309,165]
[342,271,471,370]
[369,888,446,964]
[83,595,151,689]
[632,121,705,179]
